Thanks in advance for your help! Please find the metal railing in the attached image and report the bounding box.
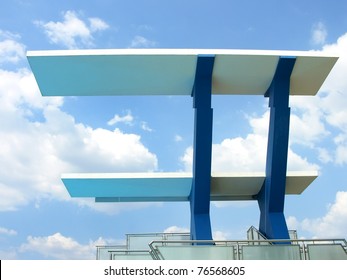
[246,226,298,244]
[109,250,152,260]
[96,231,347,260]
[148,238,347,260]
[96,245,127,260]
[96,232,190,260]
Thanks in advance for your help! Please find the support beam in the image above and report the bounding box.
[257,57,296,240]
[190,55,215,240]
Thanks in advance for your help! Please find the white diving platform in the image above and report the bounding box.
[62,171,318,202]
[27,49,337,96]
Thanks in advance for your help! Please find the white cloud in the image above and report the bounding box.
[289,191,347,239]
[141,121,153,132]
[180,147,192,171]
[35,10,109,49]
[316,32,347,164]
[311,22,328,45]
[0,227,17,236]
[130,35,156,48]
[181,111,319,173]
[0,40,26,65]
[290,100,329,147]
[0,30,21,40]
[164,226,189,233]
[0,30,26,64]
[0,183,28,211]
[211,134,267,172]
[335,145,347,165]
[107,111,134,126]
[0,68,63,114]
[174,135,183,142]
[0,102,158,210]
[62,123,158,173]
[107,113,153,132]
[89,17,109,32]
[320,34,347,94]
[286,216,299,231]
[20,232,103,259]
[280,32,347,166]
[213,231,228,240]
[317,147,333,164]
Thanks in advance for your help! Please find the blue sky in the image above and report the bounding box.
[0,0,347,259]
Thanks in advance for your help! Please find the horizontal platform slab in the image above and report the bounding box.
[61,171,318,202]
[27,49,338,96]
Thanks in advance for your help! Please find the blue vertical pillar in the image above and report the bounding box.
[190,55,215,241]
[257,57,296,240]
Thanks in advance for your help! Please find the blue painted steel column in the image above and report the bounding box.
[190,55,215,241]
[257,57,296,240]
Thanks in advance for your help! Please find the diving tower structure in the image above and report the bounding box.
[27,49,338,243]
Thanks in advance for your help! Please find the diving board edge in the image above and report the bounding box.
[61,171,318,202]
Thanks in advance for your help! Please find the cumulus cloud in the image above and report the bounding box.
[180,111,319,173]
[278,32,347,167]
[34,10,109,49]
[88,17,109,32]
[174,135,183,142]
[213,231,229,240]
[44,110,158,174]
[288,191,347,239]
[289,99,330,147]
[0,227,17,236]
[130,35,156,48]
[286,216,299,231]
[20,232,104,259]
[212,134,267,172]
[0,96,158,210]
[164,226,189,233]
[107,111,134,126]
[107,112,153,132]
[141,121,153,132]
[319,34,347,164]
[316,147,333,164]
[0,183,28,211]
[311,21,328,45]
[0,30,26,64]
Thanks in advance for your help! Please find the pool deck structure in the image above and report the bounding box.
[27,48,338,242]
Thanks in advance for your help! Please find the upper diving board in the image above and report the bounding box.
[27,49,338,97]
[61,171,318,202]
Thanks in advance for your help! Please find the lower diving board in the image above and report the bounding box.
[61,171,318,202]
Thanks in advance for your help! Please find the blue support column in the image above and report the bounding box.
[189,55,215,241]
[257,57,296,241]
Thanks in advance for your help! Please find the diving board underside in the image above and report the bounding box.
[27,49,338,97]
[61,172,318,202]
